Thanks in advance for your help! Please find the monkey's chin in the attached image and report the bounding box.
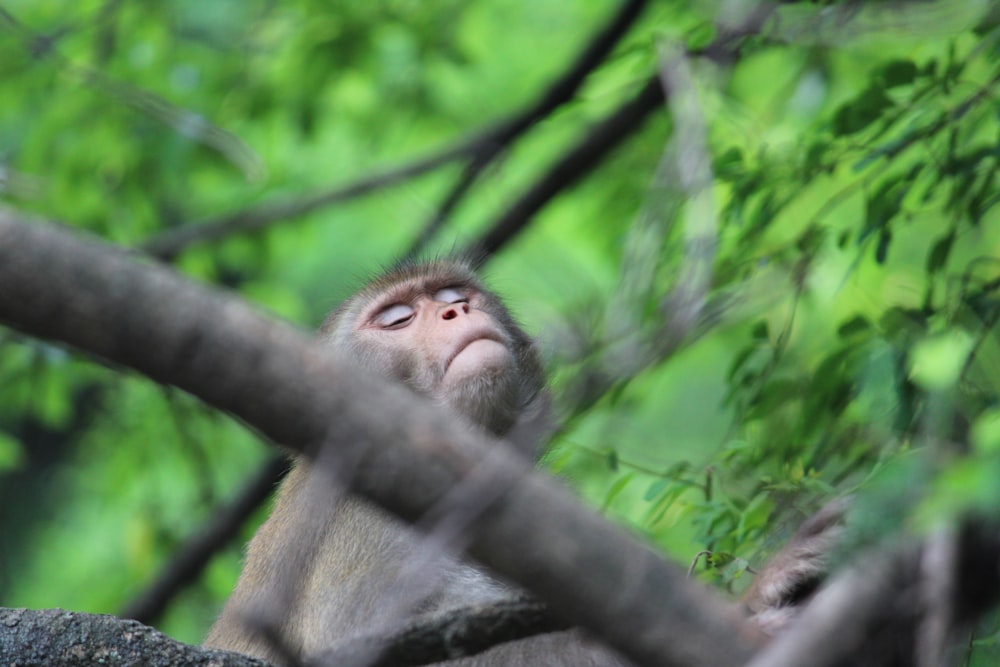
[444,339,511,383]
[442,339,520,435]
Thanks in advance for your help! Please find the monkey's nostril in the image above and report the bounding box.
[442,309,457,320]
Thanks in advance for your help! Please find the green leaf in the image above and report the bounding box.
[644,478,670,502]
[685,22,717,51]
[861,177,908,242]
[971,409,1000,455]
[0,432,24,471]
[601,473,634,511]
[737,492,774,538]
[751,320,769,341]
[880,307,928,340]
[878,60,918,88]
[926,231,955,274]
[832,87,892,136]
[747,378,802,419]
[875,228,892,264]
[714,147,744,180]
[909,331,974,390]
[727,346,758,382]
[837,315,871,339]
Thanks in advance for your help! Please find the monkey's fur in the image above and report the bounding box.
[205,260,629,665]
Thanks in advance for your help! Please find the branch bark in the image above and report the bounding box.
[315,597,569,666]
[0,209,757,667]
[0,600,563,667]
[0,608,274,667]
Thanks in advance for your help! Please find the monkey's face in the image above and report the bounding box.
[323,262,541,438]
[359,283,516,399]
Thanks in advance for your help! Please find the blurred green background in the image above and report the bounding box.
[1,0,999,659]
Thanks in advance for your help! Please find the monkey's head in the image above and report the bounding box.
[320,259,548,454]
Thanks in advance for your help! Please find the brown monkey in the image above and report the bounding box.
[205,259,629,666]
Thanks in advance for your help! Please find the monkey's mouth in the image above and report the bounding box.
[444,332,510,378]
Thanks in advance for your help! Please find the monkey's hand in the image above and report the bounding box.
[742,497,850,635]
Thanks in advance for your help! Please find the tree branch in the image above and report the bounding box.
[0,608,275,667]
[0,210,757,667]
[140,148,468,261]
[466,75,664,258]
[403,0,651,257]
[466,2,777,257]
[315,597,569,667]
[0,600,570,667]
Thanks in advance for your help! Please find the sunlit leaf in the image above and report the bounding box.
[909,331,974,390]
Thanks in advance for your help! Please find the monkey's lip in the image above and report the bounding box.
[444,331,508,374]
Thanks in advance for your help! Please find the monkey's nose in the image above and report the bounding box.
[441,303,470,320]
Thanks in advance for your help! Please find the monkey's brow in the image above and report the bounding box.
[375,279,471,306]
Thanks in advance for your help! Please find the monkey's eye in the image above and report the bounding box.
[374,304,415,328]
[433,287,468,304]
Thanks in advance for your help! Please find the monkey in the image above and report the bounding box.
[204,257,858,665]
[205,258,630,666]
[741,498,850,636]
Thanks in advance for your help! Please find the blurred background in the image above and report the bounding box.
[1,0,999,659]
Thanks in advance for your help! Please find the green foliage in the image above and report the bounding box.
[1,0,1000,654]
[0,430,24,471]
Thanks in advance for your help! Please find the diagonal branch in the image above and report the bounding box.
[403,0,652,257]
[466,76,664,258]
[141,148,469,261]
[465,1,777,257]
[0,209,757,667]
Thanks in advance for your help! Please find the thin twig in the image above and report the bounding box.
[404,0,652,258]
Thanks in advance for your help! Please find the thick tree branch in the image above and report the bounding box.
[0,600,564,667]
[0,608,274,667]
[316,597,569,667]
[0,210,757,667]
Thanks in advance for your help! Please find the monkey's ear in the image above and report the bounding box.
[503,390,554,460]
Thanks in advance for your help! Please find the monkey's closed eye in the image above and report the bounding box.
[434,287,468,304]
[374,304,415,328]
